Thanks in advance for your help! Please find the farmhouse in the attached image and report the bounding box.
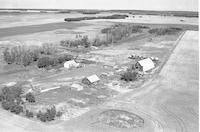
[64,60,79,69]
[135,58,155,72]
[82,75,100,85]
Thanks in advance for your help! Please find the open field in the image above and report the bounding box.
[0,10,198,132]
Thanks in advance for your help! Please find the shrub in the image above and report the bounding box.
[56,111,63,117]
[57,54,73,64]
[81,36,90,48]
[1,101,14,110]
[3,48,13,64]
[25,110,34,118]
[36,106,57,122]
[25,93,35,103]
[37,57,55,68]
[101,28,112,34]
[10,104,23,114]
[121,71,138,82]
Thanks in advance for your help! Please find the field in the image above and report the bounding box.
[0,10,198,132]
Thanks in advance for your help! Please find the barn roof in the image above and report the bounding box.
[137,58,155,72]
[86,75,100,83]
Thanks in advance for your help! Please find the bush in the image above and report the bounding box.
[57,54,73,64]
[1,101,14,110]
[37,57,55,68]
[25,93,35,103]
[10,104,23,114]
[56,111,63,117]
[3,48,13,64]
[121,71,138,82]
[25,110,34,118]
[36,106,57,122]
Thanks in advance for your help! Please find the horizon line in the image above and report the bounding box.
[0,8,198,12]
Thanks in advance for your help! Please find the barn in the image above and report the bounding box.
[135,58,155,72]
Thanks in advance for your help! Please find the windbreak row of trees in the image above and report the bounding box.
[64,14,128,22]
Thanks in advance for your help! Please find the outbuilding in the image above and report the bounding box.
[64,60,79,69]
[135,58,155,72]
[82,75,100,85]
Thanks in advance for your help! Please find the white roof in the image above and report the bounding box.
[86,75,100,83]
[64,60,79,68]
[138,58,155,72]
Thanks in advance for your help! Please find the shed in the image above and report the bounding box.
[64,60,79,69]
[135,58,155,72]
[82,75,100,85]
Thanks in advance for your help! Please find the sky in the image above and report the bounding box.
[0,0,198,11]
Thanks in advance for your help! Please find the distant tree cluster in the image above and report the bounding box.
[3,44,57,67]
[0,86,24,114]
[37,54,73,68]
[60,35,90,48]
[36,106,62,122]
[148,27,182,35]
[64,14,128,22]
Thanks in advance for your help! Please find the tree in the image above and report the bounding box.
[1,101,14,110]
[37,57,52,68]
[25,93,35,103]
[36,106,57,122]
[56,111,62,117]
[25,110,34,118]
[3,48,13,64]
[121,71,138,82]
[10,104,23,114]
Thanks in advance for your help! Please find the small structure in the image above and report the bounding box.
[64,60,79,69]
[82,75,100,85]
[135,58,155,72]
[71,83,83,91]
